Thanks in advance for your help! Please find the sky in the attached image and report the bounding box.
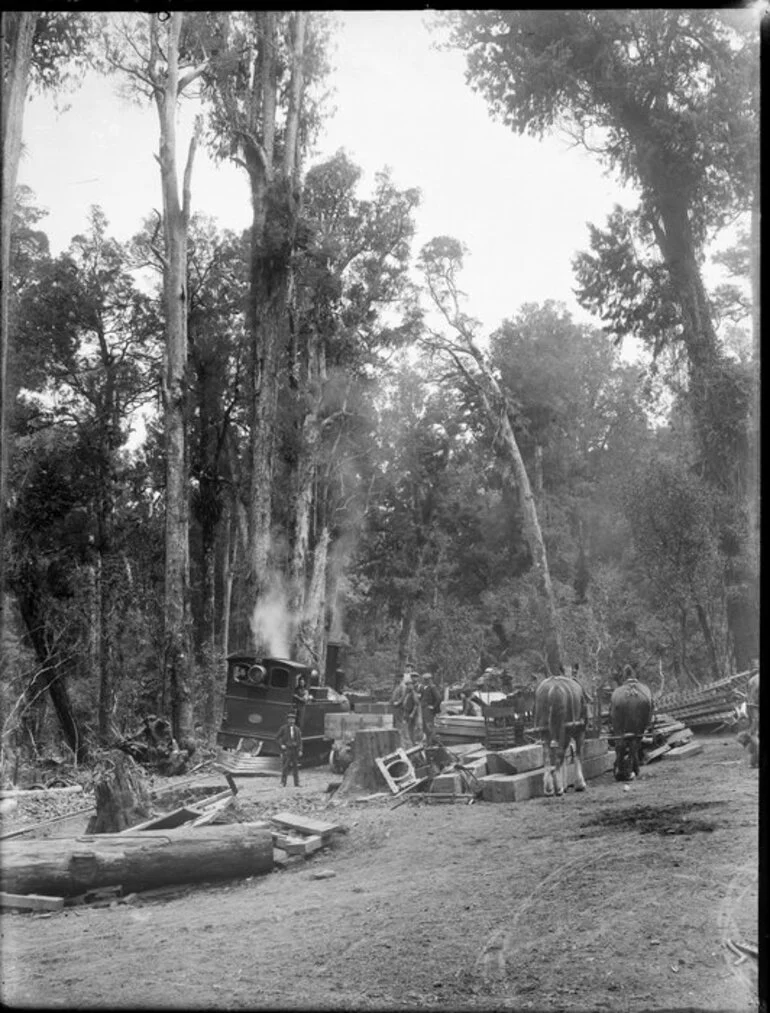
[16,10,738,340]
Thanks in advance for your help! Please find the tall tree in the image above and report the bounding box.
[185,218,248,732]
[13,207,160,741]
[419,237,564,676]
[1,11,94,650]
[285,153,421,664]
[203,12,330,652]
[444,9,759,671]
[1,15,38,610]
[106,12,208,746]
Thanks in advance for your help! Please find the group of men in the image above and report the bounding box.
[390,671,443,746]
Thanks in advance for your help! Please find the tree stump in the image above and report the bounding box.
[334,728,402,798]
[86,751,152,834]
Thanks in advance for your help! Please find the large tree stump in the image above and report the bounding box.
[86,751,152,834]
[334,728,403,798]
[0,823,274,897]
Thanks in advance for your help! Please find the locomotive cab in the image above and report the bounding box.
[217,654,349,759]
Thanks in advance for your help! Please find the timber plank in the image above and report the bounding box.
[270,812,344,837]
[121,807,202,833]
[271,833,324,856]
[0,892,65,912]
[664,741,704,761]
[644,744,672,764]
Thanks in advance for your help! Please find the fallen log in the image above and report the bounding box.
[0,822,273,897]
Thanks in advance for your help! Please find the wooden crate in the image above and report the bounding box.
[482,703,525,750]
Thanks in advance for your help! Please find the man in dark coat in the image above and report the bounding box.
[419,672,442,744]
[276,712,303,787]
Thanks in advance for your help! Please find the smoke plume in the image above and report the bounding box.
[250,577,294,659]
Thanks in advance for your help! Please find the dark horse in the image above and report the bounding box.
[533,675,588,796]
[610,668,653,781]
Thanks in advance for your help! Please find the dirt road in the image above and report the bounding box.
[0,734,759,1011]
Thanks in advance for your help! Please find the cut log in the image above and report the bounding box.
[86,751,152,834]
[334,728,402,797]
[0,823,273,897]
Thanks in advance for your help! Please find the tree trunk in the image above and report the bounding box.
[446,337,563,677]
[334,728,403,798]
[289,407,319,648]
[499,411,563,675]
[86,751,153,834]
[694,601,722,684]
[152,12,197,748]
[397,602,417,674]
[0,824,274,898]
[298,524,329,666]
[17,578,89,763]
[0,11,38,652]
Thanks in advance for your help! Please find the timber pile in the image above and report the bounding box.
[433,714,485,746]
[214,753,281,777]
[338,737,615,807]
[270,811,344,863]
[655,670,755,729]
[639,713,703,763]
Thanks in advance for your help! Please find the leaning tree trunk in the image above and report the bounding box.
[446,337,564,677]
[498,409,563,675]
[17,578,89,763]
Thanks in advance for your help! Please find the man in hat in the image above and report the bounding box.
[276,711,303,787]
[419,672,442,744]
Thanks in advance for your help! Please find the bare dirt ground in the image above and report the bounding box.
[0,733,760,1012]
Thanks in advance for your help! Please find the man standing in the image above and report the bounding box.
[419,672,442,744]
[277,712,303,787]
[403,677,421,746]
[390,672,411,744]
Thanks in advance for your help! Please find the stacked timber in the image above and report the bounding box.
[324,712,393,742]
[270,811,344,862]
[654,670,755,729]
[642,713,700,763]
[433,714,486,745]
[214,753,280,777]
[397,737,614,805]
